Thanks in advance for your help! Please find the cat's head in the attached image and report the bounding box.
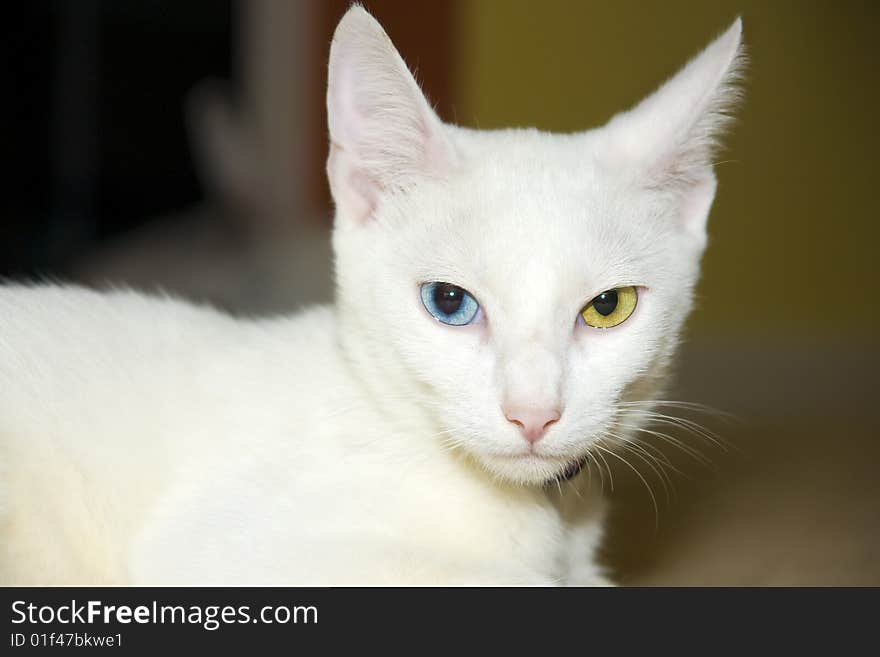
[327,7,743,485]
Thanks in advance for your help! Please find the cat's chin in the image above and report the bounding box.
[478,452,588,487]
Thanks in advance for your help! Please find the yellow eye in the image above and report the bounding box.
[581,286,638,329]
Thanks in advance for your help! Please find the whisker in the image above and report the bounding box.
[586,452,605,493]
[596,441,659,531]
[615,422,715,467]
[635,412,734,453]
[620,399,731,415]
[591,445,615,492]
[605,432,674,504]
[629,437,688,480]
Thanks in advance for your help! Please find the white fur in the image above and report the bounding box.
[0,7,743,585]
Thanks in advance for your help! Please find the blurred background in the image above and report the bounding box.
[5,0,878,584]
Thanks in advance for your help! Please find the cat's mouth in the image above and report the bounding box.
[551,455,589,484]
[486,452,591,486]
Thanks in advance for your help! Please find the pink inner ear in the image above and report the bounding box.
[325,8,459,225]
[327,144,381,224]
[328,51,363,149]
[346,167,381,222]
[679,174,717,243]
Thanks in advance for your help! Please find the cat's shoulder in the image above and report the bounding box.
[0,281,341,403]
[0,281,334,325]
[0,281,221,326]
[0,281,338,362]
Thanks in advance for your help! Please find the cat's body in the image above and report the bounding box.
[0,285,601,584]
[0,8,743,585]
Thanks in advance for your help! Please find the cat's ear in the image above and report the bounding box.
[602,18,745,244]
[326,6,456,223]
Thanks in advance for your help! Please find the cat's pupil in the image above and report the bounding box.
[593,290,618,316]
[433,284,464,315]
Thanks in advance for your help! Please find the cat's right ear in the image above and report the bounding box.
[326,6,456,223]
[600,19,745,246]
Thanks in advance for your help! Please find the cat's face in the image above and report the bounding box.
[328,8,742,485]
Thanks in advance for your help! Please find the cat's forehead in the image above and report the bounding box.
[445,127,637,230]
[391,131,677,306]
[450,127,604,180]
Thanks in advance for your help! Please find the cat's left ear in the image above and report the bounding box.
[326,6,457,224]
[602,19,745,245]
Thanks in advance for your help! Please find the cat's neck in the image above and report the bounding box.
[334,304,433,429]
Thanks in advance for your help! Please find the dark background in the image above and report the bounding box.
[5,1,231,277]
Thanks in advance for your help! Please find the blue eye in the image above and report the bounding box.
[420,282,480,326]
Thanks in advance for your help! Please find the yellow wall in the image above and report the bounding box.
[457,0,879,339]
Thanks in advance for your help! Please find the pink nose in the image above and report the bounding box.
[504,406,561,444]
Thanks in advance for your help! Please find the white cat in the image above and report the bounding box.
[0,7,743,585]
